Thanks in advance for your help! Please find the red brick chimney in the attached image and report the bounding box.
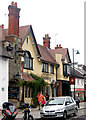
[55,44,62,49]
[8,1,20,36]
[43,34,51,49]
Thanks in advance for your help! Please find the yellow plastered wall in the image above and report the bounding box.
[22,35,56,82]
[56,54,69,81]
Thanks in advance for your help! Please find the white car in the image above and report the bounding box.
[40,96,78,119]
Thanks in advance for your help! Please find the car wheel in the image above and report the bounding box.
[28,115,34,120]
[63,111,67,119]
[73,108,78,116]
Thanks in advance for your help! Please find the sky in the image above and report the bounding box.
[0,0,85,64]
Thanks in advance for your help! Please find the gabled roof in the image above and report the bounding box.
[2,25,70,65]
[2,25,30,42]
[49,48,71,63]
[38,44,59,65]
[19,25,30,43]
[2,25,41,58]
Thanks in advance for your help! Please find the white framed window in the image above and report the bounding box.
[42,62,48,73]
[63,63,70,76]
[81,79,83,85]
[77,79,79,85]
[50,64,54,74]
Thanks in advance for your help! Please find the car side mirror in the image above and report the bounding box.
[65,102,69,105]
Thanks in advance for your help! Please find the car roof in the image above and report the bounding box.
[52,96,72,99]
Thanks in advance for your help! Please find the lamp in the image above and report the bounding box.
[72,48,80,100]
[21,56,24,62]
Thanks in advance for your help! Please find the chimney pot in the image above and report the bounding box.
[11,1,14,5]
[47,34,49,37]
[59,44,61,47]
[15,2,17,7]
[45,34,47,37]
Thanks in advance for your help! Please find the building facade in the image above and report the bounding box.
[1,2,71,105]
[0,27,12,108]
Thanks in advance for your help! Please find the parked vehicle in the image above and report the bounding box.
[1,102,18,120]
[40,96,78,119]
[23,103,33,120]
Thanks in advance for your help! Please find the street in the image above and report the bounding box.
[13,108,86,120]
[0,102,86,120]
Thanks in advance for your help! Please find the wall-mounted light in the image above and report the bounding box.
[21,56,24,62]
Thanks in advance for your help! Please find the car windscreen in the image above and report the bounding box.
[45,98,65,106]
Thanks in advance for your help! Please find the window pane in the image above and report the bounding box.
[28,88,30,98]
[42,63,48,72]
[50,65,54,74]
[25,86,27,98]
[24,52,33,70]
[30,59,33,69]
[63,65,66,74]
[67,65,70,74]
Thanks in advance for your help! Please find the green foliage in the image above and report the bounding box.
[16,79,25,87]
[26,73,48,106]
[16,73,48,107]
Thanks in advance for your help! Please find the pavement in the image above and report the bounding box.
[0,102,86,119]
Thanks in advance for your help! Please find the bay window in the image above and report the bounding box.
[24,52,33,70]
[63,63,70,76]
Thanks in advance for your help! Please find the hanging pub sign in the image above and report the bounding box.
[70,77,75,85]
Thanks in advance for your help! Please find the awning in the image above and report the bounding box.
[22,73,34,81]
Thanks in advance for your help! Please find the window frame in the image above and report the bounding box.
[42,62,49,73]
[24,52,33,70]
[63,63,71,77]
[50,64,54,74]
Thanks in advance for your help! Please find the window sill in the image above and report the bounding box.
[23,67,33,70]
[42,71,49,73]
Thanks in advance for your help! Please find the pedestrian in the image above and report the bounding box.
[37,92,44,110]
[45,93,49,102]
[75,94,80,108]
[41,98,46,107]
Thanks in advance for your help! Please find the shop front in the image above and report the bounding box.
[75,88,84,101]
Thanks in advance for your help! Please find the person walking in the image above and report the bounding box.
[75,94,80,108]
[45,93,49,102]
[41,98,46,107]
[37,92,44,110]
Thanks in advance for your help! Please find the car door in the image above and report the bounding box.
[65,97,73,115]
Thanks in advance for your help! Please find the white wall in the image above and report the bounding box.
[70,78,84,91]
[0,57,9,109]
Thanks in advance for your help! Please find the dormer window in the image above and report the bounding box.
[63,63,70,77]
[24,51,33,70]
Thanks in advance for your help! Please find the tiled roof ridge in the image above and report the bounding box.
[19,25,30,28]
[37,44,58,64]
